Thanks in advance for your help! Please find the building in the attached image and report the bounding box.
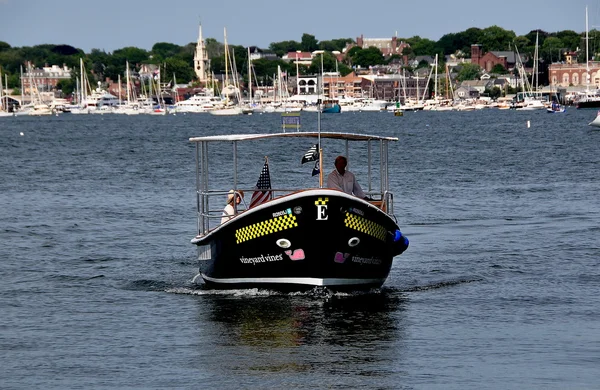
[359,74,429,102]
[297,75,319,95]
[282,51,313,65]
[248,46,278,61]
[22,63,72,94]
[322,72,363,98]
[458,79,494,94]
[471,44,519,72]
[194,23,209,83]
[348,34,410,58]
[548,61,600,88]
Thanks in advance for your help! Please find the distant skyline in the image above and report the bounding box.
[1,0,597,53]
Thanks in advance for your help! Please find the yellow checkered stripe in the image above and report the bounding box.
[344,212,387,242]
[236,214,298,243]
[314,197,329,206]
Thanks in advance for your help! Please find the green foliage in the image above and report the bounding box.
[268,40,300,57]
[541,37,565,62]
[485,86,502,99]
[555,30,582,53]
[491,63,507,74]
[406,36,438,56]
[308,51,339,73]
[57,78,75,95]
[0,41,11,51]
[319,38,353,52]
[300,34,319,52]
[51,45,80,56]
[112,47,149,66]
[479,26,516,51]
[151,42,181,61]
[456,63,481,81]
[250,58,292,85]
[205,38,224,58]
[347,46,385,67]
[164,57,195,83]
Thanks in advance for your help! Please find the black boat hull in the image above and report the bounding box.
[576,100,600,109]
[192,190,408,290]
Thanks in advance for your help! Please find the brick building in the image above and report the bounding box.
[470,44,518,72]
[348,35,410,58]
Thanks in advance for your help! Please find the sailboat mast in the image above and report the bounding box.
[247,47,252,104]
[586,6,590,92]
[224,27,229,96]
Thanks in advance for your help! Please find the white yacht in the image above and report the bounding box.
[174,93,224,113]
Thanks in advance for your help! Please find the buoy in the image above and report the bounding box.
[20,132,24,136]
[527,120,531,128]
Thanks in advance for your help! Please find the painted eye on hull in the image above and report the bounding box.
[348,237,360,247]
[276,238,291,248]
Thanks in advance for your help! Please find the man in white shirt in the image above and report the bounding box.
[326,155,370,200]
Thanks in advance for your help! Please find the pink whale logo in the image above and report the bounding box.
[285,249,305,261]
[334,252,350,263]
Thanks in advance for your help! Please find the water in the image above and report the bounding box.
[1,110,599,389]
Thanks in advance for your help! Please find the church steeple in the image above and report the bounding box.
[194,22,209,83]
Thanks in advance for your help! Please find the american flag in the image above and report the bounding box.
[249,160,272,208]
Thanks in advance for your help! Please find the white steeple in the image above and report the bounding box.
[194,22,209,83]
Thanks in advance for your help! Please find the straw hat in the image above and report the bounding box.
[227,189,244,203]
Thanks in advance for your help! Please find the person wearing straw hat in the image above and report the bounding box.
[221,189,244,224]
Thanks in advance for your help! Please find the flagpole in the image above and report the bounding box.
[319,148,323,188]
[313,50,325,188]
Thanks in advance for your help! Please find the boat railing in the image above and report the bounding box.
[196,187,393,235]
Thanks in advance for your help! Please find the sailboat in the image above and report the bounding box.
[209,28,243,116]
[0,70,14,117]
[576,7,600,109]
[514,34,545,111]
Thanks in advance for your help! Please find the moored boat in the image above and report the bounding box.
[189,131,409,291]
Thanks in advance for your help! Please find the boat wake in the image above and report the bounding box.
[166,284,384,299]
[401,277,482,292]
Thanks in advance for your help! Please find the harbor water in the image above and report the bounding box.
[1,109,599,389]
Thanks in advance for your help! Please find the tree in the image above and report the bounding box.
[268,40,300,57]
[555,30,582,52]
[205,38,224,58]
[300,33,319,52]
[151,42,182,62]
[319,38,353,52]
[491,64,507,74]
[347,46,385,67]
[112,46,149,66]
[0,41,10,52]
[456,63,481,81]
[164,57,195,83]
[541,36,565,62]
[51,44,80,56]
[479,26,516,51]
[406,36,437,56]
[308,51,338,73]
[484,86,502,99]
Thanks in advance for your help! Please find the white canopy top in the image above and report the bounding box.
[189,131,398,143]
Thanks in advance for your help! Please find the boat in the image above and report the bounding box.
[576,7,600,109]
[0,70,14,117]
[189,131,410,291]
[588,110,600,127]
[546,101,566,113]
[208,28,243,116]
[321,99,341,113]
